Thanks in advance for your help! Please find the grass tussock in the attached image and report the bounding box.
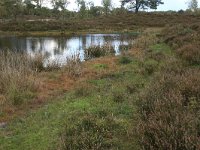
[30,53,46,72]
[0,51,38,105]
[84,44,115,60]
[65,53,82,78]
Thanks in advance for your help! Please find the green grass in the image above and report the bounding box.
[93,63,108,70]
[0,42,172,150]
[149,43,173,55]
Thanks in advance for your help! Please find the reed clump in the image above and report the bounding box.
[0,51,38,105]
[84,44,115,60]
[65,53,82,78]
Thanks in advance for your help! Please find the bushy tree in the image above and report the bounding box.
[33,0,44,8]
[121,0,164,13]
[24,0,36,15]
[76,0,87,18]
[188,0,198,12]
[0,0,23,19]
[102,0,112,15]
[51,0,70,10]
[87,2,103,17]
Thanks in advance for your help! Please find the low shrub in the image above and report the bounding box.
[177,44,200,65]
[61,114,122,150]
[112,91,126,103]
[138,68,200,149]
[126,83,144,94]
[119,56,132,64]
[163,24,200,49]
[84,44,115,60]
[143,59,159,75]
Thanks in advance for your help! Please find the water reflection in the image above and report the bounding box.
[0,34,134,65]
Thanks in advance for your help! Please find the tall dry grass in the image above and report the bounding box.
[0,51,38,105]
[65,53,82,78]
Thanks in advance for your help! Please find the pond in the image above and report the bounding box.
[0,34,135,65]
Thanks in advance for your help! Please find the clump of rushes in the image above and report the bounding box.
[84,44,115,60]
[65,53,82,78]
[0,51,38,105]
[30,53,46,72]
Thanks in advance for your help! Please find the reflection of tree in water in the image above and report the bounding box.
[103,35,118,42]
[0,37,13,50]
[82,36,87,49]
[54,37,67,55]
[0,37,26,52]
[30,39,38,52]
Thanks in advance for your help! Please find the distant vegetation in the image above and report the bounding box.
[0,0,164,20]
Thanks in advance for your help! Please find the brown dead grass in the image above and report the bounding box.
[0,55,119,122]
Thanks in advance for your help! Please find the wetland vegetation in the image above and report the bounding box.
[0,0,200,149]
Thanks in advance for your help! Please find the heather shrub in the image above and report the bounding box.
[163,24,200,49]
[112,91,126,103]
[119,56,132,64]
[61,114,122,150]
[138,68,200,149]
[177,44,200,65]
[143,59,159,75]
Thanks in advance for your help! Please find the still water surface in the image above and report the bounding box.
[0,34,134,65]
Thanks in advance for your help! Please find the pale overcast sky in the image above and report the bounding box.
[47,0,200,11]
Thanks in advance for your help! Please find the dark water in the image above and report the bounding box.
[0,34,134,65]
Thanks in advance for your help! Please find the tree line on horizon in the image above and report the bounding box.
[0,0,199,20]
